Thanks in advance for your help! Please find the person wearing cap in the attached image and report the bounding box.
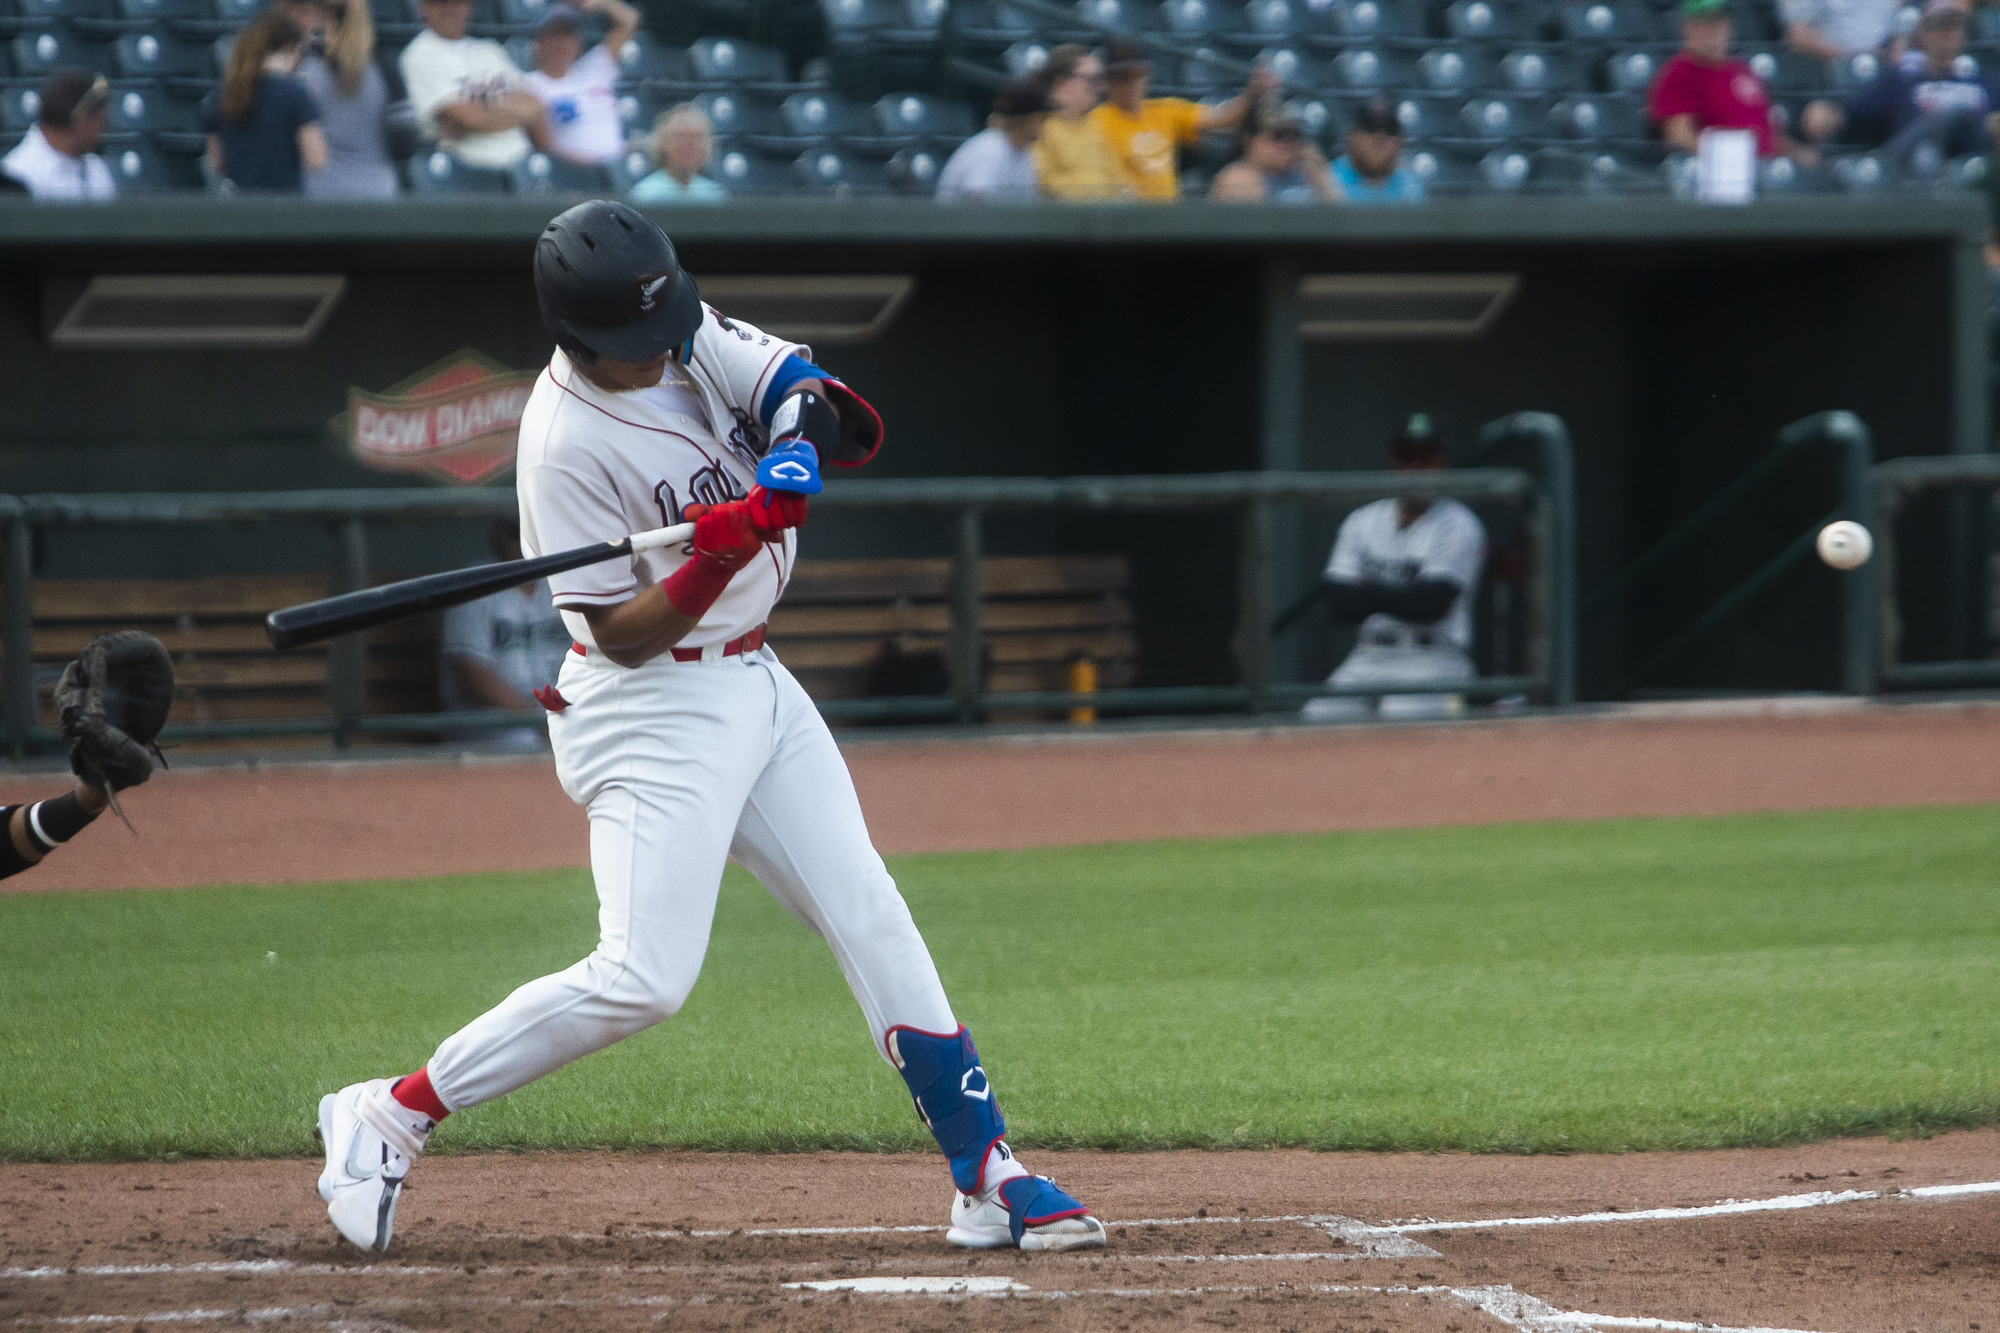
[1302,417,1487,724]
[1089,38,1280,201]
[524,0,639,166]
[1798,0,2000,162]
[1329,97,1426,203]
[400,0,549,170]
[1,67,115,200]
[935,77,1048,202]
[1210,93,1338,202]
[1034,44,1133,200]
[1781,0,1897,62]
[1649,0,1819,162]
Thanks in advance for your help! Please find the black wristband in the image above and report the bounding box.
[0,807,28,880]
[24,791,98,853]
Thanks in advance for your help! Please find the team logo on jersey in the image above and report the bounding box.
[332,348,535,486]
[653,480,681,528]
[686,463,746,509]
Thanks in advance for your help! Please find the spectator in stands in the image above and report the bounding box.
[1090,39,1279,201]
[1782,0,1898,62]
[293,0,415,198]
[201,10,328,192]
[524,0,640,167]
[1800,1,1999,163]
[1330,97,1427,203]
[935,77,1048,202]
[629,104,726,202]
[440,519,572,750]
[1210,94,1339,202]
[1034,45,1133,200]
[0,68,114,200]
[1302,416,1487,724]
[401,0,548,171]
[1650,0,1820,163]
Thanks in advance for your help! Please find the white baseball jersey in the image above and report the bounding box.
[515,305,810,652]
[1325,497,1486,650]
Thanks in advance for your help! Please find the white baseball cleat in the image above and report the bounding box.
[947,1174,1108,1252]
[315,1078,430,1253]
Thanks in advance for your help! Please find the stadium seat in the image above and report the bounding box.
[1453,92,1536,141]
[1831,148,1888,190]
[105,139,201,189]
[1,0,71,33]
[1241,0,1316,46]
[1257,44,1324,89]
[1161,0,1243,41]
[820,0,950,52]
[109,29,203,81]
[780,89,914,154]
[885,142,938,193]
[66,0,192,39]
[514,150,612,193]
[1602,46,1659,92]
[1552,1,1653,44]
[1059,0,1133,41]
[1741,45,1823,93]
[688,37,818,98]
[1442,0,1531,43]
[614,32,715,93]
[1478,143,1530,190]
[500,0,559,30]
[793,144,853,192]
[164,0,259,37]
[1309,0,1419,43]
[105,81,196,135]
[1389,91,1456,138]
[871,91,974,148]
[370,0,424,39]
[1543,91,1643,141]
[12,30,106,79]
[1413,44,1491,92]
[1826,47,1883,91]
[951,0,1040,54]
[1495,47,1581,92]
[406,147,515,192]
[1402,141,1478,192]
[999,39,1051,77]
[0,79,39,132]
[1326,44,1394,90]
[606,143,652,192]
[707,142,797,191]
[614,85,659,138]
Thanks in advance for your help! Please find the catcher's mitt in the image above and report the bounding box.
[55,630,174,795]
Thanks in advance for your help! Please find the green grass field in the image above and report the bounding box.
[1,805,1996,1162]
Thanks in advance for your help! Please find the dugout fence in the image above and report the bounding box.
[0,433,1577,751]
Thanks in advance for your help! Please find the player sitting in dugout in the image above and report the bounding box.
[1302,416,1487,723]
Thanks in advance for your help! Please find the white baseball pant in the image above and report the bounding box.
[1301,642,1475,722]
[425,647,956,1112]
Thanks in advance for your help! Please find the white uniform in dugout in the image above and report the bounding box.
[312,200,1103,1259]
[1304,496,1486,721]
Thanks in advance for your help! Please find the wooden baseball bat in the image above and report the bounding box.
[264,520,695,651]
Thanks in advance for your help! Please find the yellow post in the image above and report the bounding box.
[1067,655,1098,725]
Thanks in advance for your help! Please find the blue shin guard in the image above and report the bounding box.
[885,1024,1005,1195]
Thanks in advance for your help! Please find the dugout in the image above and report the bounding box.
[0,194,1984,702]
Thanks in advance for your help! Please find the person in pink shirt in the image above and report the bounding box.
[1649,0,1820,164]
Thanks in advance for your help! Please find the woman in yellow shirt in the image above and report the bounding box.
[1033,45,1134,200]
[1088,39,1279,200]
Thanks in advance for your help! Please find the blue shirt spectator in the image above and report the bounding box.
[1800,1,2000,161]
[629,104,727,204]
[1332,98,1427,204]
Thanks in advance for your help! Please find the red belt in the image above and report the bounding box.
[669,624,767,663]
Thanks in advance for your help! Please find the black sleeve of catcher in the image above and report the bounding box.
[0,807,28,879]
[1323,579,1460,626]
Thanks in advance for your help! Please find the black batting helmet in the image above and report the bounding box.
[534,200,703,364]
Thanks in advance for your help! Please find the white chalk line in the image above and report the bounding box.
[1367,1179,2000,1235]
[5,1283,1856,1332]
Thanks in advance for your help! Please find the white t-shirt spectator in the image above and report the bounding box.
[1,125,116,200]
[935,127,1039,201]
[400,27,532,169]
[1325,497,1485,651]
[440,579,573,710]
[524,44,623,165]
[1779,0,1896,54]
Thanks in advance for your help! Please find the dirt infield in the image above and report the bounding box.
[4,699,2000,893]
[3,1132,1994,1331]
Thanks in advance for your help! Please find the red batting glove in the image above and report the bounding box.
[662,501,760,618]
[745,485,808,541]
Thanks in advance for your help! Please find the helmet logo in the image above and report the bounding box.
[637,273,672,311]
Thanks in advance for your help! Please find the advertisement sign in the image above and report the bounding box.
[331,349,538,485]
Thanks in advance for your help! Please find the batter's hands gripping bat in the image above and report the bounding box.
[265,443,823,651]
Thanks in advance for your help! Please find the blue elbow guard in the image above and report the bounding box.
[886,1024,1006,1195]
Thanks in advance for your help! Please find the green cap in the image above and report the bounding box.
[1682,0,1728,16]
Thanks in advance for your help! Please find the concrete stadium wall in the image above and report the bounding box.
[0,195,1983,697]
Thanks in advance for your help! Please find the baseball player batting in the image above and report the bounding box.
[313,200,1106,1256]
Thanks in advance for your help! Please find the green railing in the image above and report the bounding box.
[1586,411,1876,696]
[0,459,1577,749]
[1871,452,2000,690]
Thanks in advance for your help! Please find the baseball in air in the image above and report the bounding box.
[1816,520,1873,571]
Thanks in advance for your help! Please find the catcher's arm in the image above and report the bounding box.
[0,782,109,879]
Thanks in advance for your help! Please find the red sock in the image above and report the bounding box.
[391,1067,450,1122]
